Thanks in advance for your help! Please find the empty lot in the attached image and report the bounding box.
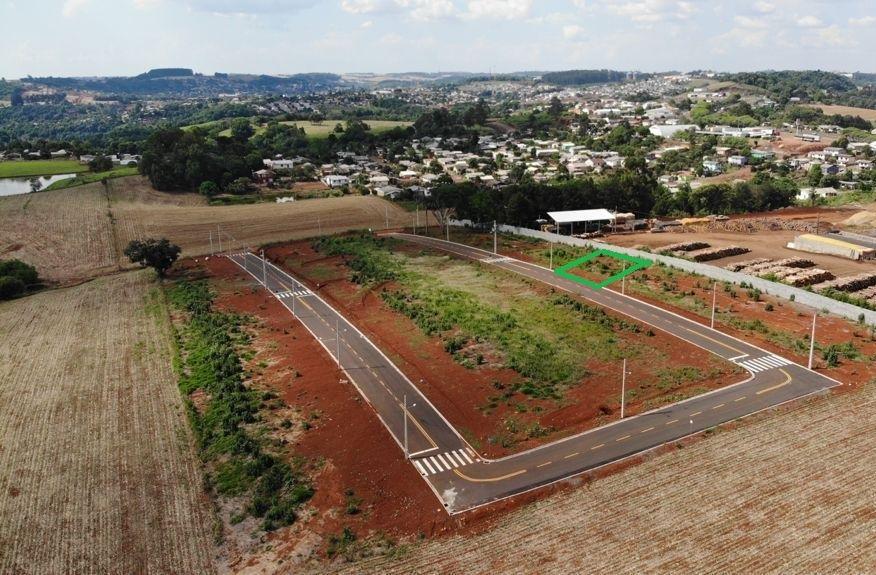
[325,377,876,574]
[0,272,216,574]
[0,176,416,283]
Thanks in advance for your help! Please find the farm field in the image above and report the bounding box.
[0,272,216,574]
[328,369,876,574]
[807,103,876,122]
[276,120,413,138]
[266,235,743,457]
[0,175,415,283]
[0,159,88,178]
[0,182,119,282]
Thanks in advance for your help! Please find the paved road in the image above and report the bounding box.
[226,234,842,514]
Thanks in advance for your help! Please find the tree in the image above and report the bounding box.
[548,96,564,117]
[199,180,220,197]
[124,238,181,277]
[229,118,254,142]
[88,155,114,172]
[808,164,823,188]
[10,87,23,107]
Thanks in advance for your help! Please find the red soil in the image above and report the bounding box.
[263,240,742,459]
[185,256,456,565]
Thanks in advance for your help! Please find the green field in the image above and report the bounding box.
[276,120,413,139]
[44,167,139,191]
[0,160,88,179]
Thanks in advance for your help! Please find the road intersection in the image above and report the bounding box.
[226,233,842,514]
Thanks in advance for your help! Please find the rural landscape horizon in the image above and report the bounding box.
[4,1,876,574]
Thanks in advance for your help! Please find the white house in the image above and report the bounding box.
[649,124,697,138]
[728,155,748,167]
[322,175,350,188]
[375,185,402,199]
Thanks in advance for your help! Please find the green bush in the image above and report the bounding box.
[0,276,26,299]
[168,280,312,531]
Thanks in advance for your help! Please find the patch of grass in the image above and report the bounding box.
[0,159,88,178]
[44,167,138,190]
[167,280,312,531]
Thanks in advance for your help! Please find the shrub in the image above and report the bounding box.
[0,259,39,286]
[0,276,26,299]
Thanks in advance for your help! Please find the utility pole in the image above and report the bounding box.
[690,418,693,436]
[415,205,419,234]
[493,220,498,254]
[710,281,718,329]
[261,250,267,288]
[620,358,627,419]
[385,206,389,230]
[621,262,627,295]
[217,225,222,253]
[808,312,817,369]
[403,394,408,459]
[209,230,214,255]
[336,317,341,369]
[446,219,450,242]
[549,238,554,270]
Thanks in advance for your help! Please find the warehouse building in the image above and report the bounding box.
[787,234,876,261]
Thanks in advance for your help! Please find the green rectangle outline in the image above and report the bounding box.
[554,248,652,289]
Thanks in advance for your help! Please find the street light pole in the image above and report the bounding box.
[621,358,627,419]
[493,220,498,254]
[385,206,389,230]
[261,250,266,288]
[336,317,341,369]
[621,262,627,295]
[403,394,408,459]
[415,205,419,235]
[217,225,222,253]
[710,282,718,329]
[209,230,214,255]
[550,239,554,270]
[808,312,817,369]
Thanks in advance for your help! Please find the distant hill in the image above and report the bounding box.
[26,70,345,98]
[136,68,194,79]
[723,70,856,101]
[540,69,650,86]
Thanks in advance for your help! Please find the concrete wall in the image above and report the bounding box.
[451,220,876,326]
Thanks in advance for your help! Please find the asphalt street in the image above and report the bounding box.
[225,234,842,514]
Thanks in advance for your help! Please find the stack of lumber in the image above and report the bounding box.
[783,269,834,287]
[687,218,819,234]
[725,258,771,272]
[658,241,710,254]
[815,272,876,293]
[690,246,750,262]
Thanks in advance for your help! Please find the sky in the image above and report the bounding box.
[1,0,875,78]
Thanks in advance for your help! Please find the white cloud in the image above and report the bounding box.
[186,0,318,14]
[341,0,455,20]
[379,32,402,44]
[796,15,822,28]
[563,24,583,38]
[463,0,531,20]
[753,1,774,14]
[62,0,89,17]
[360,19,374,27]
[849,15,876,27]
[603,0,697,24]
[733,15,767,29]
[132,0,161,7]
[814,24,854,47]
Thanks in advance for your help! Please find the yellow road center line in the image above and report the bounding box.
[666,419,678,425]
[756,369,793,395]
[712,403,725,410]
[616,435,630,442]
[537,461,552,468]
[734,396,747,402]
[681,326,745,355]
[452,467,527,483]
[563,452,579,459]
[591,443,604,450]
[691,411,702,416]
[641,427,655,433]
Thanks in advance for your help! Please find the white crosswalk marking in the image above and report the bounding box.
[482,256,511,264]
[415,449,480,476]
[736,354,792,373]
[274,289,311,299]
